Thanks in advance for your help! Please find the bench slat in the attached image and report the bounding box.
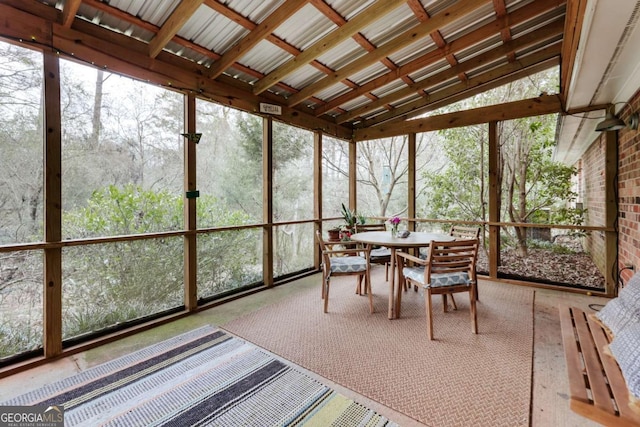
[588,314,640,424]
[560,305,640,427]
[559,306,590,403]
[572,307,616,413]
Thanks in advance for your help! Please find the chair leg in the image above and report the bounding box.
[474,281,479,301]
[321,274,327,299]
[366,271,373,314]
[324,278,330,313]
[385,262,389,281]
[442,294,448,312]
[449,293,458,310]
[355,276,362,295]
[470,286,478,334]
[425,290,434,340]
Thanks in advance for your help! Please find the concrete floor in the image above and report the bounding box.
[0,270,608,426]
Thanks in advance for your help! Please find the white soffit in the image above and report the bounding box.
[556,0,640,165]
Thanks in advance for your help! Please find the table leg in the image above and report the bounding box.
[388,247,396,319]
[395,248,403,318]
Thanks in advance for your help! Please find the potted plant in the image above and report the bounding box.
[327,227,341,241]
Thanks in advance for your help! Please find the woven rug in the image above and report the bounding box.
[3,326,398,426]
[223,273,535,427]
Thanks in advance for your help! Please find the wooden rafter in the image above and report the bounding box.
[0,0,570,134]
[148,0,205,58]
[354,94,563,140]
[285,0,492,107]
[492,0,516,62]
[252,0,407,95]
[357,44,561,128]
[560,0,588,105]
[313,0,563,118]
[337,20,564,124]
[61,0,81,28]
[206,0,308,79]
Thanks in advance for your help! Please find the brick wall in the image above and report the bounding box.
[579,89,640,286]
[580,134,606,276]
[618,92,640,284]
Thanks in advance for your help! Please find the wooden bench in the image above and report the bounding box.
[559,305,640,427]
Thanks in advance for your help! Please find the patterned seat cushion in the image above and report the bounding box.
[370,247,391,259]
[618,272,640,309]
[402,266,471,288]
[596,297,640,337]
[609,321,640,399]
[330,256,367,273]
[593,273,640,338]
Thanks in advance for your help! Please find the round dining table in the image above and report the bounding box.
[350,231,455,319]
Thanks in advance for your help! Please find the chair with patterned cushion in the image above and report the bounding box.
[449,224,481,303]
[355,222,391,282]
[316,230,373,314]
[396,238,479,340]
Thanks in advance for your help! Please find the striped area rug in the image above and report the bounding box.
[4,326,397,426]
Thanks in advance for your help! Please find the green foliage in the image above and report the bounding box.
[422,125,487,221]
[60,185,258,340]
[340,203,365,227]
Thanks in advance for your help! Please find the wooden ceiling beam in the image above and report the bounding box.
[285,0,492,107]
[252,0,407,95]
[148,0,205,58]
[82,0,321,104]
[398,58,559,122]
[357,44,560,128]
[0,6,352,140]
[206,0,308,79]
[337,20,563,124]
[354,94,562,140]
[492,0,516,62]
[560,0,588,106]
[61,0,81,28]
[313,0,565,117]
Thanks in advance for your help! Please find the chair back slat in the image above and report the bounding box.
[449,225,481,240]
[355,223,386,232]
[426,239,479,282]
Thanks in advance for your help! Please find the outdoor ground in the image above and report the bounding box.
[475,236,606,290]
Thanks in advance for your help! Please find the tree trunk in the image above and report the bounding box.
[91,69,104,144]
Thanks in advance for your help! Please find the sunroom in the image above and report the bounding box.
[0,0,639,426]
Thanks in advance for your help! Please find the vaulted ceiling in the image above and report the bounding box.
[3,0,619,163]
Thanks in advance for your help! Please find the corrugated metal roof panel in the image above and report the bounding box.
[326,0,376,20]
[282,64,326,89]
[239,40,292,75]
[224,0,285,23]
[408,58,451,82]
[106,0,181,27]
[388,38,438,68]
[349,61,390,86]
[316,38,366,70]
[360,3,420,47]
[272,3,335,51]
[438,3,496,41]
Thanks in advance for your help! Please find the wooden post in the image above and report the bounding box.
[43,51,62,358]
[488,121,500,278]
[183,94,197,310]
[604,124,619,295]
[408,133,416,231]
[349,139,357,211]
[314,130,323,269]
[263,117,274,287]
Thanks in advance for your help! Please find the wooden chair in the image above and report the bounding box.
[396,239,479,340]
[449,225,481,302]
[315,230,373,314]
[354,223,391,282]
[449,224,481,240]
